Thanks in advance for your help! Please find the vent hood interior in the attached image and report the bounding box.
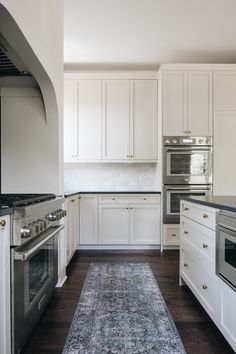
[0,33,31,77]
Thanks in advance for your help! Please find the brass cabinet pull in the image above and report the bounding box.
[184,263,188,268]
[184,231,189,236]
[0,219,6,227]
[203,213,208,219]
[112,198,116,200]
[203,243,208,248]
[184,207,189,212]
[143,198,147,200]
[71,199,75,203]
[171,233,176,237]
[202,284,208,290]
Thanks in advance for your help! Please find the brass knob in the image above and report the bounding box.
[112,198,115,200]
[0,219,6,227]
[184,207,189,212]
[202,284,208,290]
[144,198,147,200]
[184,231,189,236]
[203,243,208,248]
[171,233,176,237]
[184,263,188,268]
[71,199,75,203]
[203,213,208,219]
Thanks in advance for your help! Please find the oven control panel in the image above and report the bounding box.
[163,136,212,146]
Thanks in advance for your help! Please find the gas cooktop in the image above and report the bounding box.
[0,194,56,208]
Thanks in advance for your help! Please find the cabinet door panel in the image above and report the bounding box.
[77,80,101,159]
[102,80,129,159]
[130,80,158,159]
[80,195,98,244]
[99,205,130,244]
[130,205,160,244]
[66,199,73,262]
[213,112,236,195]
[64,80,77,160]
[214,71,236,110]
[188,71,212,136]
[163,71,187,136]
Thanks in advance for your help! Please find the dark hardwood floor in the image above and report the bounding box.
[22,251,235,354]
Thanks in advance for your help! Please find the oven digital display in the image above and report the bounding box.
[182,139,194,144]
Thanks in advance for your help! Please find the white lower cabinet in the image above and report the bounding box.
[216,277,236,351]
[99,205,130,244]
[65,195,79,264]
[80,195,98,244]
[0,214,11,354]
[180,200,236,352]
[80,194,161,246]
[130,205,160,244]
[162,224,180,246]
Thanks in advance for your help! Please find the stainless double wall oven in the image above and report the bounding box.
[163,136,213,223]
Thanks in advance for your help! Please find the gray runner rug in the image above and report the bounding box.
[62,262,186,354]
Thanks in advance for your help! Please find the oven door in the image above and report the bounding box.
[216,225,236,290]
[163,185,212,224]
[12,225,63,354]
[163,146,212,184]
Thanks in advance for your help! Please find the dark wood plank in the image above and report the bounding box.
[22,250,235,354]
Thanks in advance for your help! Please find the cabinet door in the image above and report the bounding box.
[80,195,98,244]
[214,112,236,195]
[77,80,102,159]
[163,71,188,136]
[66,198,73,262]
[130,80,158,160]
[71,197,79,253]
[214,71,236,111]
[130,205,160,244]
[216,278,236,352]
[0,215,11,354]
[64,80,77,160]
[99,205,130,244]
[188,71,212,136]
[102,80,130,159]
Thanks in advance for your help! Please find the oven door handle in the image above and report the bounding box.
[14,225,64,261]
[165,186,211,191]
[165,147,211,152]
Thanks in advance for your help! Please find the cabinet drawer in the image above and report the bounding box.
[181,249,217,317]
[181,201,216,230]
[99,194,160,204]
[163,224,180,245]
[181,216,215,262]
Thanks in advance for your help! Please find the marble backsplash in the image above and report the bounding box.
[64,163,161,192]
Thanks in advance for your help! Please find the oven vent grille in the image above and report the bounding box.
[0,46,21,76]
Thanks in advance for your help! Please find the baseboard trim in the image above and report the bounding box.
[78,245,161,250]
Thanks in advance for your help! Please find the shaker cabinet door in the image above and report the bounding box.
[130,80,158,160]
[163,71,188,136]
[64,80,77,160]
[80,195,98,244]
[188,71,212,136]
[102,80,130,160]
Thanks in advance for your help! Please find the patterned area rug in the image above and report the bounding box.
[63,262,186,354]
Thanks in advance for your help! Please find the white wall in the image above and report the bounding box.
[0,0,64,193]
[64,163,161,192]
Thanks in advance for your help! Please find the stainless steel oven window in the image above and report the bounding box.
[166,190,210,215]
[24,237,55,312]
[166,150,210,177]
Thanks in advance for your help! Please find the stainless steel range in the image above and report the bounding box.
[0,194,65,354]
[163,137,213,223]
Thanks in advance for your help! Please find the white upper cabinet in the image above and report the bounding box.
[64,80,102,161]
[64,74,158,162]
[102,80,130,160]
[130,80,158,160]
[214,71,236,111]
[163,70,212,136]
[77,80,102,159]
[64,80,77,160]
[163,71,188,136]
[188,71,212,136]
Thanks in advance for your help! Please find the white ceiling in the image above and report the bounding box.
[64,0,236,68]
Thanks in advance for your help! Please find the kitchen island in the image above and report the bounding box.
[179,196,236,353]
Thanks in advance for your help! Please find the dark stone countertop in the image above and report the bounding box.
[64,191,161,198]
[182,196,236,213]
[0,207,13,216]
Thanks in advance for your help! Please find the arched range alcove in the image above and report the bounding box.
[0,3,62,194]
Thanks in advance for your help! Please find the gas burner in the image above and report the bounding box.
[0,193,56,208]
